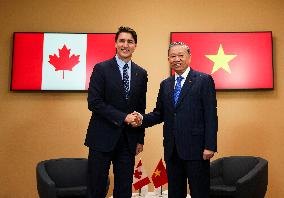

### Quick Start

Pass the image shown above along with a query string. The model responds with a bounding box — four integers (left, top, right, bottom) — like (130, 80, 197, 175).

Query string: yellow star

(153, 169, 161, 177)
(205, 44, 237, 74)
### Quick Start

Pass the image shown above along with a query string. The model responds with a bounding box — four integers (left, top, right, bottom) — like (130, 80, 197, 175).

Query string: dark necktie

(173, 76, 184, 106)
(123, 63, 129, 100)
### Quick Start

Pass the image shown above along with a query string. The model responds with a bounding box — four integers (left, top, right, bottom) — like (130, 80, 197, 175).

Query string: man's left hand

(136, 144, 143, 156)
(203, 149, 214, 160)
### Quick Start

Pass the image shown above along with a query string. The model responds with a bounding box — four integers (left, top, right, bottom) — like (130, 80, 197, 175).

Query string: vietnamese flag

(171, 32, 273, 89)
(11, 32, 116, 90)
(151, 159, 168, 188)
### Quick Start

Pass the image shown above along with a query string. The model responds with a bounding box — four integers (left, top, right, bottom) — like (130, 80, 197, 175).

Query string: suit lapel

(128, 63, 139, 101)
(110, 58, 125, 98)
(175, 69, 195, 109)
(166, 76, 175, 112)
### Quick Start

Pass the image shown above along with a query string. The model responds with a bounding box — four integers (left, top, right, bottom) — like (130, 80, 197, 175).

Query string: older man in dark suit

(85, 26, 148, 198)
(133, 42, 218, 198)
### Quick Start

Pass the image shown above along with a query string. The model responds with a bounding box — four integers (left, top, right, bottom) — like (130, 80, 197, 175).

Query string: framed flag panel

(170, 32, 273, 90)
(11, 32, 116, 91)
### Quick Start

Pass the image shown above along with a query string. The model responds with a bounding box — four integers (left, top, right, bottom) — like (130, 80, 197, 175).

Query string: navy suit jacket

(85, 57, 148, 154)
(143, 68, 217, 160)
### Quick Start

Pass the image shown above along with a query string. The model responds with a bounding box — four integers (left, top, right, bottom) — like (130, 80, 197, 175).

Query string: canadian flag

(11, 33, 116, 90)
(133, 159, 151, 190)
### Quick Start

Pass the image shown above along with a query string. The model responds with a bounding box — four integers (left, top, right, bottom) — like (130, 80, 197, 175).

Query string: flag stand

(139, 188, 141, 197)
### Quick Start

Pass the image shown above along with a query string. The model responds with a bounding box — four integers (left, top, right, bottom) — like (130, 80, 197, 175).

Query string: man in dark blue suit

(85, 26, 148, 198)
(133, 42, 218, 198)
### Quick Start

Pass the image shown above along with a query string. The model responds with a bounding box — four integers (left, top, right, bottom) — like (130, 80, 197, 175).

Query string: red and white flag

(11, 32, 116, 90)
(133, 159, 151, 190)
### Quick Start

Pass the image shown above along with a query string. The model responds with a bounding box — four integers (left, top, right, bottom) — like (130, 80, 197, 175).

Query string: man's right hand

(131, 111, 143, 127)
(124, 113, 137, 125)
(124, 112, 143, 127)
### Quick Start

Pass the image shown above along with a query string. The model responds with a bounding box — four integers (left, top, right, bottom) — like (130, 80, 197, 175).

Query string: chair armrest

(236, 158, 268, 198)
(36, 161, 57, 198)
(210, 158, 223, 178)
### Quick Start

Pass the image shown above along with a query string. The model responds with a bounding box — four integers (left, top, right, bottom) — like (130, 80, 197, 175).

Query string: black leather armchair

(36, 158, 110, 198)
(210, 156, 268, 198)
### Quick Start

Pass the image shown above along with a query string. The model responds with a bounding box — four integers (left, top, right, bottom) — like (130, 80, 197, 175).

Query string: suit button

(174, 113, 176, 117)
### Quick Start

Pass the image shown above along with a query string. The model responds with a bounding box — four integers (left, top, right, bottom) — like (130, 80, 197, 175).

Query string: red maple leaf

(48, 44, 80, 79)
(134, 169, 142, 179)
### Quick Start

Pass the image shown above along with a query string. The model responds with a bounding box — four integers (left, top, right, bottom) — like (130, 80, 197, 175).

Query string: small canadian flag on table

(133, 159, 151, 190)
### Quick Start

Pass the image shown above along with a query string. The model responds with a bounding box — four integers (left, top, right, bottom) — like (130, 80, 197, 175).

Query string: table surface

(109, 191, 191, 198)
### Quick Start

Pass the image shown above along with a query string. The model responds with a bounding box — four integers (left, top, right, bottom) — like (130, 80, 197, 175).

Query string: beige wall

(1, 0, 284, 197)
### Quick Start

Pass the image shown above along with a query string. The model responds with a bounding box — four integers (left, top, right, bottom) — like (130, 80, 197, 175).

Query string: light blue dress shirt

(115, 55, 131, 91)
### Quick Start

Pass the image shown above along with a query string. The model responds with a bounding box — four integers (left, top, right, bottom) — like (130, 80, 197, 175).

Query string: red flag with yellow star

(151, 159, 168, 188)
(171, 32, 273, 89)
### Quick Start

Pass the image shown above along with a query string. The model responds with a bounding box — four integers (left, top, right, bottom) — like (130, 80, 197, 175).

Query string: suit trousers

(87, 131, 135, 198)
(166, 146, 210, 198)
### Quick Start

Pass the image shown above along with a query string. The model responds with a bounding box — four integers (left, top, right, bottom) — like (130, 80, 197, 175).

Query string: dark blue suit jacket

(143, 68, 217, 160)
(85, 57, 148, 154)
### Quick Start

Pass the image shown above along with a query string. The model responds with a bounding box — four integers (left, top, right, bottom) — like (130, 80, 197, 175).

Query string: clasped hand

(124, 111, 142, 127)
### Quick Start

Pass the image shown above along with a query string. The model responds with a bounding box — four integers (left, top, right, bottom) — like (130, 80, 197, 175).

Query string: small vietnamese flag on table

(151, 159, 168, 188)
(133, 159, 151, 190)
(171, 32, 273, 89)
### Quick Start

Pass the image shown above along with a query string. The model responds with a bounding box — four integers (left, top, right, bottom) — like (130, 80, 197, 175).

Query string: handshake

(124, 111, 143, 127)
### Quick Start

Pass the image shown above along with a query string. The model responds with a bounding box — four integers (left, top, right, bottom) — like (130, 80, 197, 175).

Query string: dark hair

(115, 26, 137, 44)
(168, 42, 191, 55)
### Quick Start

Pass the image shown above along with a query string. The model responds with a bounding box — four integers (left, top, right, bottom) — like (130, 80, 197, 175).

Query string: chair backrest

(44, 158, 88, 188)
(222, 156, 258, 185)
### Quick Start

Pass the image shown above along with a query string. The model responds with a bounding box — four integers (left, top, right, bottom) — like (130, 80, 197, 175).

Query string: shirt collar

(115, 54, 132, 69)
(175, 66, 190, 80)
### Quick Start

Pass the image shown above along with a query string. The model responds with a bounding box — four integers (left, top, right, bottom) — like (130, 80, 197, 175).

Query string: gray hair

(168, 42, 191, 55)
